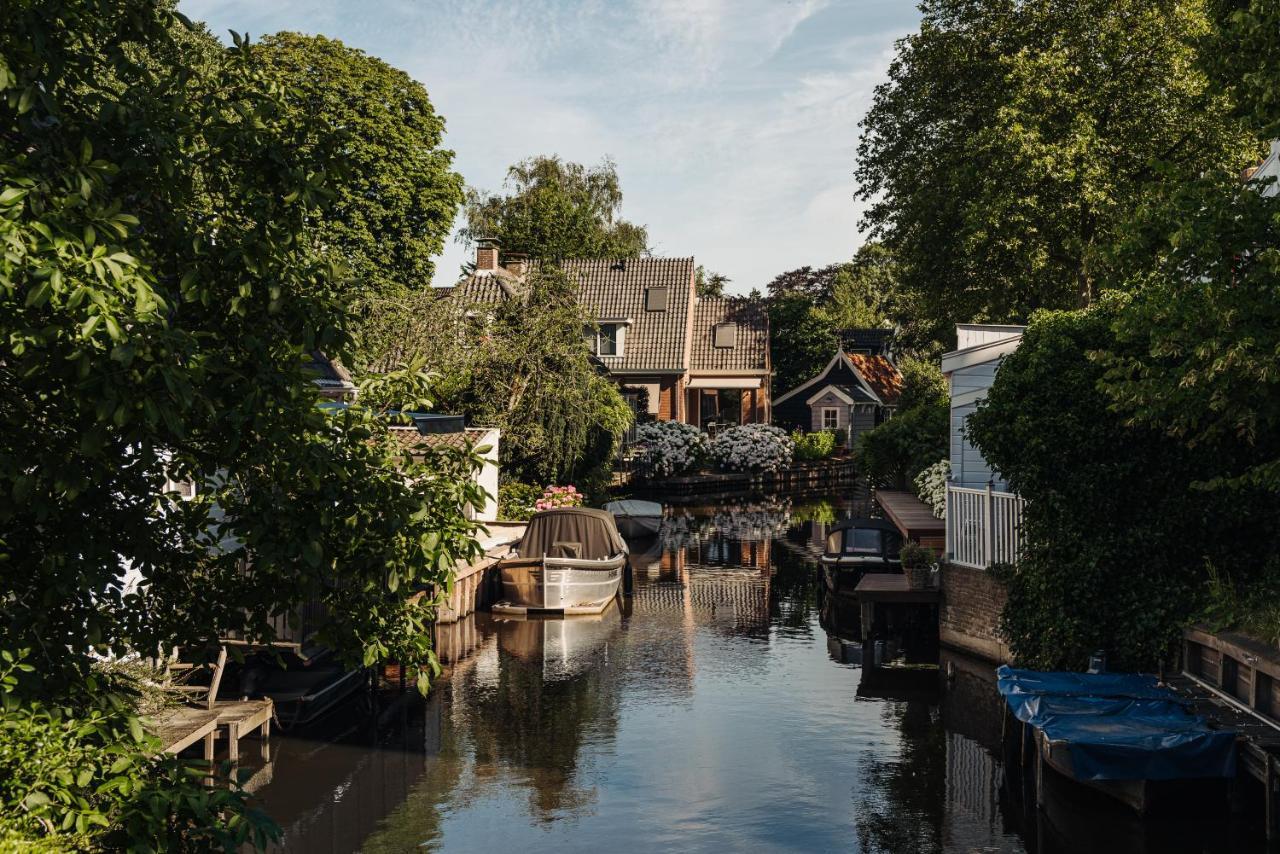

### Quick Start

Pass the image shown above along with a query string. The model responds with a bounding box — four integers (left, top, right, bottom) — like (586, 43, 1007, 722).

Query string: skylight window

(714, 323, 737, 348)
(645, 287, 668, 311)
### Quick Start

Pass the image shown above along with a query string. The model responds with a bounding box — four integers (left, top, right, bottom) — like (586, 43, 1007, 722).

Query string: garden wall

(940, 563, 1011, 664)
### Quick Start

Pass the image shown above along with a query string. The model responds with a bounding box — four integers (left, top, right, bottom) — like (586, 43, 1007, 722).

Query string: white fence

(945, 483, 1026, 569)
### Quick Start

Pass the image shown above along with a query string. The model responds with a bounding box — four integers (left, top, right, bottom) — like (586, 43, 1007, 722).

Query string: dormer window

(645, 287, 668, 311)
(586, 321, 626, 357)
(714, 322, 737, 348)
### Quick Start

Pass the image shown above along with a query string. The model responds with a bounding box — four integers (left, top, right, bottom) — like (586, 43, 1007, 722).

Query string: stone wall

(940, 563, 1011, 664)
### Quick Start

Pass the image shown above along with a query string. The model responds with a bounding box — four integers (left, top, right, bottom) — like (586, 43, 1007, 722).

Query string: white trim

(687, 377, 760, 389)
(941, 335, 1022, 374)
(820, 407, 840, 431)
(775, 350, 886, 407)
(805, 384, 858, 406)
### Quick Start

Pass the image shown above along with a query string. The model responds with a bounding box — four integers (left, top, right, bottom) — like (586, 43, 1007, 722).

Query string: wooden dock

(429, 522, 526, 624)
(854, 573, 939, 643)
(873, 489, 945, 550)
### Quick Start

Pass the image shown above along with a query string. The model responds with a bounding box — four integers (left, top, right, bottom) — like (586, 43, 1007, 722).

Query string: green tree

(823, 242, 899, 331)
(857, 0, 1258, 345)
(1092, 3, 1280, 493)
(695, 265, 731, 297)
(0, 3, 480, 846)
(253, 33, 464, 361)
(967, 309, 1278, 670)
(459, 156, 649, 262)
(443, 268, 634, 489)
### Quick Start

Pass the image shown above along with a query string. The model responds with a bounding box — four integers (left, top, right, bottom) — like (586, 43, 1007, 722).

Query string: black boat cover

(516, 508, 627, 560)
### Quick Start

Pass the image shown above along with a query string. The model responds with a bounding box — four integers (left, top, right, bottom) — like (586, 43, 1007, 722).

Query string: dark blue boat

(998, 666, 1237, 813)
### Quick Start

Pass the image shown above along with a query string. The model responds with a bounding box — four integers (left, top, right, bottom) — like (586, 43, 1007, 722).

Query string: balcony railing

(945, 483, 1025, 569)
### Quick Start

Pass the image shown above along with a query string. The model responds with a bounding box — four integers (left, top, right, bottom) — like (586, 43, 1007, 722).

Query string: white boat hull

(497, 556, 625, 612)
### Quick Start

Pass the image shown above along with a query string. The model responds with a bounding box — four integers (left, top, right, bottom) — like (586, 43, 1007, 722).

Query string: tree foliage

(0, 3, 480, 846)
(695, 265, 730, 297)
(766, 244, 900, 396)
(967, 309, 1279, 670)
(252, 33, 464, 361)
(459, 156, 649, 262)
(857, 0, 1258, 346)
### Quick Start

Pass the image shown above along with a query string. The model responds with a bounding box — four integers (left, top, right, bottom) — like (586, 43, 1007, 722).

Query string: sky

(180, 0, 922, 294)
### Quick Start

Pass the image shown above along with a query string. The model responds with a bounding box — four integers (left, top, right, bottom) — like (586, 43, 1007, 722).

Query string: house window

(645, 287, 668, 311)
(586, 322, 625, 357)
(714, 323, 737, 348)
(822, 407, 840, 430)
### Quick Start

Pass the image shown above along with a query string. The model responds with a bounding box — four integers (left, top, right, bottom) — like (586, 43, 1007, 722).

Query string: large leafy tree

(1094, 2, 1280, 493)
(0, 2, 479, 846)
(252, 32, 464, 361)
(857, 0, 1257, 345)
(459, 156, 649, 262)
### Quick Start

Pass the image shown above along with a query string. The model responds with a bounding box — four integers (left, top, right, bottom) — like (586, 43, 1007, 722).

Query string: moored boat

(998, 666, 1237, 815)
(493, 508, 629, 616)
(820, 518, 903, 595)
(602, 499, 664, 539)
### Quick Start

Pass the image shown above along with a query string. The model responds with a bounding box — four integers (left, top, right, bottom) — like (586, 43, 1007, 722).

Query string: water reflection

(248, 494, 1267, 853)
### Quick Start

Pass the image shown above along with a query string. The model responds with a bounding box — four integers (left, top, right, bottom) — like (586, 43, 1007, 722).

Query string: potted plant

(900, 541, 936, 590)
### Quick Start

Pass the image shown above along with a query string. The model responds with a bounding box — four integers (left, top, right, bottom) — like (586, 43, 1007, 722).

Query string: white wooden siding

(956, 324, 1025, 351)
(809, 392, 848, 432)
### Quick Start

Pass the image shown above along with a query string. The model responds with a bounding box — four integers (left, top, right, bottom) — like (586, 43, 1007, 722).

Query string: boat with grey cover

(493, 508, 629, 615)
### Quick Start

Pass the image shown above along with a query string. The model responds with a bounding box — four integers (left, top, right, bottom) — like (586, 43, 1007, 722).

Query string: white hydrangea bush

(709, 423, 795, 472)
(914, 458, 950, 519)
(635, 421, 708, 477)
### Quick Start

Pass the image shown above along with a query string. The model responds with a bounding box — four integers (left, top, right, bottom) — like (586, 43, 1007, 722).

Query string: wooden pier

(853, 573, 939, 642)
(429, 522, 526, 624)
(873, 489, 945, 550)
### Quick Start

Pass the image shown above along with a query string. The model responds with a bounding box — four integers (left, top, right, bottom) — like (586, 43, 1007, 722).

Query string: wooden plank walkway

(854, 572, 940, 604)
(873, 489, 945, 549)
(151, 707, 220, 758)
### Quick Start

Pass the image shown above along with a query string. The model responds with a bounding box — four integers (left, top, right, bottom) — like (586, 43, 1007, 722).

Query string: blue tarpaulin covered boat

(997, 666, 1237, 813)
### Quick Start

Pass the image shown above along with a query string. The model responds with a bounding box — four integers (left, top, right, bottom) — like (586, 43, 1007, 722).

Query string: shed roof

(690, 298, 769, 373)
(847, 354, 903, 405)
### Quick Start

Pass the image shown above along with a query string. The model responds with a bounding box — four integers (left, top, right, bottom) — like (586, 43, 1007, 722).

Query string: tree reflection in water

(856, 700, 947, 853)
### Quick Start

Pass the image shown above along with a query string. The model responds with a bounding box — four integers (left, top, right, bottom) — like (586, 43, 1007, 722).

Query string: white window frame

(588, 321, 626, 358)
(821, 407, 840, 430)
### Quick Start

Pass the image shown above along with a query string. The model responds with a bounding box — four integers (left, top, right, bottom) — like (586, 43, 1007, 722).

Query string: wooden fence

(945, 483, 1025, 569)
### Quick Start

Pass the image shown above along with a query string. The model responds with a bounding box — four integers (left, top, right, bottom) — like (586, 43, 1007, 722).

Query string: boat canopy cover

(997, 666, 1236, 782)
(517, 508, 628, 560)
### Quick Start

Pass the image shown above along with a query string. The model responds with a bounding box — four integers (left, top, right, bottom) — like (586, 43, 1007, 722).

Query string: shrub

(709, 424, 795, 472)
(969, 307, 1279, 670)
(535, 485, 583, 511)
(635, 421, 708, 477)
(792, 430, 837, 461)
(913, 459, 950, 519)
(899, 541, 936, 570)
(854, 402, 947, 488)
(498, 481, 543, 521)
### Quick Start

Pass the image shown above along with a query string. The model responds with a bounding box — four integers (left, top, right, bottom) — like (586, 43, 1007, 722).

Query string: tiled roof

(810, 382, 877, 404)
(837, 328, 893, 355)
(847, 354, 903, 404)
(386, 426, 493, 455)
(690, 298, 769, 373)
(454, 258, 696, 373)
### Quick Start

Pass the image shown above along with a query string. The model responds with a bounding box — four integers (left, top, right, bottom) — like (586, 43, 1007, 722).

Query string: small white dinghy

(603, 499, 664, 539)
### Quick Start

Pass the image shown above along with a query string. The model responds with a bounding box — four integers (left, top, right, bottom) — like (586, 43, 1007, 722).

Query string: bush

(792, 430, 837, 461)
(635, 421, 708, 477)
(899, 541, 937, 570)
(854, 402, 947, 488)
(969, 307, 1279, 670)
(498, 481, 543, 521)
(913, 459, 950, 519)
(709, 424, 795, 472)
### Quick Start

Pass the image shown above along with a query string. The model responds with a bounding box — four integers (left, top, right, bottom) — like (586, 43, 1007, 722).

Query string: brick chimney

(475, 237, 500, 271)
(502, 252, 529, 276)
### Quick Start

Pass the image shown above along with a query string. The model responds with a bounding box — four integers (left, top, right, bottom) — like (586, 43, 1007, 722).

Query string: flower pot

(904, 564, 933, 590)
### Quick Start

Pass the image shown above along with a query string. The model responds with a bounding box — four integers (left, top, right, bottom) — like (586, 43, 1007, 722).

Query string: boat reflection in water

(495, 605, 624, 683)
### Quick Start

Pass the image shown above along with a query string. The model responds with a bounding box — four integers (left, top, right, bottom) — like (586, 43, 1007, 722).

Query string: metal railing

(945, 482, 1025, 569)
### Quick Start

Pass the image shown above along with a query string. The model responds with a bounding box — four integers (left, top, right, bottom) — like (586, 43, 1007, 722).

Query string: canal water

(250, 494, 1267, 853)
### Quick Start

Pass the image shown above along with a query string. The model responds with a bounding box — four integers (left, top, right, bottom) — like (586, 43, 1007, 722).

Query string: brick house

(451, 240, 771, 429)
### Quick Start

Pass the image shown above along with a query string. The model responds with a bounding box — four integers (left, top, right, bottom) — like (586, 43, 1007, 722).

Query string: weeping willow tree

(462, 267, 633, 487)
(360, 268, 632, 488)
